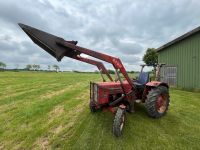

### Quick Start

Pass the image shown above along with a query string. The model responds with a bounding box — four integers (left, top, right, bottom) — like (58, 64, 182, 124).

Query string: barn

(157, 26, 200, 90)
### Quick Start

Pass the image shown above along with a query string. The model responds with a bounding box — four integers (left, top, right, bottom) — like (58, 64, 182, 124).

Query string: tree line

(0, 62, 6, 70)
(0, 61, 60, 72)
(0, 48, 158, 72)
(25, 64, 60, 71)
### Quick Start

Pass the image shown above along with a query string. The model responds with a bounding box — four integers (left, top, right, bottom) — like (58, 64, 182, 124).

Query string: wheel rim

(120, 115, 125, 131)
(156, 95, 167, 113)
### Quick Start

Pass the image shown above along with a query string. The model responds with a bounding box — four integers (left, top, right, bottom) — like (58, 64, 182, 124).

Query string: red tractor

(19, 23, 170, 137)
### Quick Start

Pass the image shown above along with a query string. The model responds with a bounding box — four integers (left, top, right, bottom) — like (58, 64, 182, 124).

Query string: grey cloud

(118, 42, 143, 55)
(1, 0, 200, 71)
(0, 40, 19, 51)
(0, 35, 12, 41)
(0, 1, 48, 29)
(109, 39, 143, 55)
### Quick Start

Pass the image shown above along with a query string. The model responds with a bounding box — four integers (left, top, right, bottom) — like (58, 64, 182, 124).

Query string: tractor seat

(133, 72, 149, 88)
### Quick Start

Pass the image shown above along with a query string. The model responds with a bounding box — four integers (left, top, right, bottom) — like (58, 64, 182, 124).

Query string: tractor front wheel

(113, 107, 125, 137)
(145, 86, 170, 118)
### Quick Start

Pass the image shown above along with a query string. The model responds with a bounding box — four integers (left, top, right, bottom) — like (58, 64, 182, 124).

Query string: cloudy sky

(0, 0, 200, 71)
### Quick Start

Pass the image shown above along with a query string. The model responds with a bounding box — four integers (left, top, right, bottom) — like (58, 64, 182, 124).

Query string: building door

(160, 66, 177, 87)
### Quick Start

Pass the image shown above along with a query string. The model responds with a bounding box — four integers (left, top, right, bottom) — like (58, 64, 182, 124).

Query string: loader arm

(18, 23, 135, 101)
(74, 55, 113, 81)
(56, 39, 134, 90)
(18, 23, 112, 81)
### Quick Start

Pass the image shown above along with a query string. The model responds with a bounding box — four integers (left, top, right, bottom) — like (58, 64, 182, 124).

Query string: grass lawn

(0, 71, 199, 150)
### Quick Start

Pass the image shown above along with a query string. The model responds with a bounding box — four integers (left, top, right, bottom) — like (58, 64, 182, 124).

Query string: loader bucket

(18, 23, 78, 61)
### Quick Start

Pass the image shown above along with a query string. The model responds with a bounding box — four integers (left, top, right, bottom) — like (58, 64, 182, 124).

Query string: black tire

(145, 86, 170, 118)
(89, 101, 97, 113)
(113, 107, 125, 137)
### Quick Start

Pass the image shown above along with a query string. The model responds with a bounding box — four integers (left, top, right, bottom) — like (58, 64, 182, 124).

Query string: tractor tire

(113, 107, 125, 137)
(145, 86, 170, 118)
(89, 101, 97, 113)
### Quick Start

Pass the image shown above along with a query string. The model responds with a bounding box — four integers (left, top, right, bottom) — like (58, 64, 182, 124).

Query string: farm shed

(157, 26, 200, 90)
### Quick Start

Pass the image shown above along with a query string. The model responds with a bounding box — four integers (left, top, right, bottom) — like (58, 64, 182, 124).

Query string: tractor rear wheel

(113, 107, 125, 137)
(145, 86, 170, 118)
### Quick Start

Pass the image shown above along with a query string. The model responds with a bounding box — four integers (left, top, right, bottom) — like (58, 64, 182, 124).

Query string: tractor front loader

(19, 23, 170, 137)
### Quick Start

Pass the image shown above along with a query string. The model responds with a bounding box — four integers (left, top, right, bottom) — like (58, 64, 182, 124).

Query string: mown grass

(0, 71, 199, 150)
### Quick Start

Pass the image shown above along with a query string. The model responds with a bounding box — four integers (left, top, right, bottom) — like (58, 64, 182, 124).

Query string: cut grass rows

(0, 72, 200, 150)
(0, 72, 99, 149)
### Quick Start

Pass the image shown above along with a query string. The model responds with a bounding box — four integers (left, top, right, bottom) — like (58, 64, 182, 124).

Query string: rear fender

(142, 81, 169, 102)
(146, 81, 169, 89)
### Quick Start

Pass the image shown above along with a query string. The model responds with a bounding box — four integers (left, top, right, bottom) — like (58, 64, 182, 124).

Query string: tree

(143, 48, 158, 65)
(47, 65, 51, 71)
(32, 64, 40, 71)
(107, 69, 115, 74)
(25, 64, 32, 70)
(0, 61, 6, 70)
(94, 70, 99, 73)
(36, 65, 40, 71)
(32, 64, 36, 71)
(53, 64, 60, 72)
(143, 48, 158, 79)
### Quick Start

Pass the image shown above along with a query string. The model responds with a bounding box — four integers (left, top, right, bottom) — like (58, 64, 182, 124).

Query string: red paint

(146, 81, 169, 89)
(76, 56, 113, 81)
(108, 107, 116, 113)
(146, 81, 161, 86)
(156, 95, 164, 110)
(95, 81, 132, 105)
(119, 104, 126, 109)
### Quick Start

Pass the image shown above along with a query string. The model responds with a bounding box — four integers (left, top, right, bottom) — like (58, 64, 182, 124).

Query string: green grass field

(0, 72, 200, 150)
